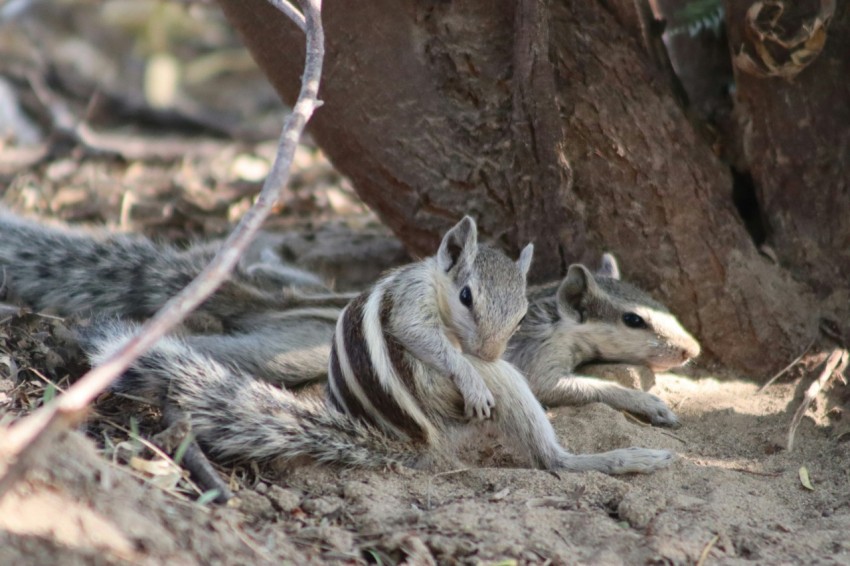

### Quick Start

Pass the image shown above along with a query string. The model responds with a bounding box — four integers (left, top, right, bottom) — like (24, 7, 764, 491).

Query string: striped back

(327, 281, 436, 444)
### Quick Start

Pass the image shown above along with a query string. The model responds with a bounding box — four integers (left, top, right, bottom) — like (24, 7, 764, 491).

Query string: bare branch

(0, 0, 324, 495)
(759, 335, 817, 392)
(268, 0, 306, 32)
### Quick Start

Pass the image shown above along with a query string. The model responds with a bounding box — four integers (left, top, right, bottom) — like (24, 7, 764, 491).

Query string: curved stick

(0, 0, 325, 496)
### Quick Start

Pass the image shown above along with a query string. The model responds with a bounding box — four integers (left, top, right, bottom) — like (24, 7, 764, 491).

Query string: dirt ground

(2, 353, 849, 565)
(1, 2, 849, 565)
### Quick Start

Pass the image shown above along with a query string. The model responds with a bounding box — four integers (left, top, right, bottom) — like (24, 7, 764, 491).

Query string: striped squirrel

(0, 210, 699, 423)
(82, 217, 675, 473)
(0, 210, 348, 390)
(507, 254, 701, 427)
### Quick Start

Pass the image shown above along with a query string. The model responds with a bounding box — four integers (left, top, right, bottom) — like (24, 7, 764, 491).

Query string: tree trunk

(725, 0, 850, 324)
(217, 0, 817, 377)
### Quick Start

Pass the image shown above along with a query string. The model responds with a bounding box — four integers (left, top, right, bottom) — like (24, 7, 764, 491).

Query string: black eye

(459, 285, 473, 308)
(622, 312, 647, 329)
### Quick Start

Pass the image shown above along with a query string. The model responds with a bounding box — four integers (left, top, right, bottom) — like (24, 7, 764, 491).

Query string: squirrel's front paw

(634, 393, 680, 428)
(461, 380, 496, 420)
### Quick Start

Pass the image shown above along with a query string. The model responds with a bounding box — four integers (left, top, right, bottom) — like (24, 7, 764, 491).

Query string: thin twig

(621, 411, 650, 427)
(0, 0, 325, 496)
(26, 63, 231, 163)
(426, 468, 472, 510)
(759, 335, 817, 392)
(787, 348, 848, 452)
(727, 466, 783, 477)
(657, 429, 688, 445)
(621, 410, 686, 443)
(231, 521, 275, 563)
(696, 534, 719, 566)
(268, 0, 306, 32)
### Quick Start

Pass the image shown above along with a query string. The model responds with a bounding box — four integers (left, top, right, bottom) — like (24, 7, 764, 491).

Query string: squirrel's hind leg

(469, 358, 676, 475)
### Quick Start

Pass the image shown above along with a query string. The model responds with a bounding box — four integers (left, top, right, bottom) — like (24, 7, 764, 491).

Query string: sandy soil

(2, 361, 849, 565)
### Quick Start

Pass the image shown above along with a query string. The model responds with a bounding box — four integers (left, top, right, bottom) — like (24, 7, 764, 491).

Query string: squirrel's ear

(557, 264, 598, 312)
(437, 216, 478, 272)
(516, 243, 534, 278)
(597, 253, 620, 280)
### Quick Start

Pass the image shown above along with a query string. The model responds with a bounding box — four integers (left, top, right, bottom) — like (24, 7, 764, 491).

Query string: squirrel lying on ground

(0, 210, 699, 434)
(508, 254, 700, 427)
(0, 211, 700, 425)
(79, 217, 674, 473)
(0, 210, 349, 390)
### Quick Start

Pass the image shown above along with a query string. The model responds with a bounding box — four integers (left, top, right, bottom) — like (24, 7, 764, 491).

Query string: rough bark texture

(725, 0, 850, 301)
(217, 0, 817, 377)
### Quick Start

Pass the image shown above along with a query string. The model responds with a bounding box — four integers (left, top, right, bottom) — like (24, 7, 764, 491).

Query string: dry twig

(759, 335, 817, 392)
(426, 468, 473, 510)
(696, 534, 719, 566)
(268, 0, 306, 32)
(786, 348, 848, 452)
(0, 0, 325, 496)
(25, 70, 231, 163)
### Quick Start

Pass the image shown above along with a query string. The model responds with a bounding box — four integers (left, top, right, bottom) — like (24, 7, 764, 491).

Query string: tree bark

(725, 0, 850, 306)
(217, 0, 817, 377)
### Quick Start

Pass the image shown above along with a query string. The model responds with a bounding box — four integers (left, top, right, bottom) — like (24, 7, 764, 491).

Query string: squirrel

(0, 210, 700, 423)
(0, 210, 350, 390)
(81, 217, 675, 474)
(507, 254, 701, 427)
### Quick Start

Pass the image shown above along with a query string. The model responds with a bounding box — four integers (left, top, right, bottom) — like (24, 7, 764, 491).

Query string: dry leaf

(231, 154, 270, 183)
(129, 456, 183, 490)
(734, 0, 836, 80)
(799, 465, 815, 490)
(490, 488, 511, 501)
(145, 53, 181, 109)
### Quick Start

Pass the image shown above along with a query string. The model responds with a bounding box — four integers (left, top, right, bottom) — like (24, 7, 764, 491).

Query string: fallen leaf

(734, 0, 836, 80)
(145, 53, 181, 109)
(799, 465, 815, 490)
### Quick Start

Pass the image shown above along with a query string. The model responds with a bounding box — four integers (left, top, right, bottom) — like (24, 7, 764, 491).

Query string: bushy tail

(0, 211, 295, 322)
(0, 212, 212, 318)
(80, 319, 422, 469)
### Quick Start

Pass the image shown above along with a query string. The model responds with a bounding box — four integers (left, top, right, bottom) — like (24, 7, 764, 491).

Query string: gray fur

(0, 210, 339, 389)
(0, 211, 682, 472)
(82, 318, 419, 468)
(389, 217, 530, 419)
(0, 211, 311, 320)
(78, 217, 674, 474)
(507, 254, 701, 427)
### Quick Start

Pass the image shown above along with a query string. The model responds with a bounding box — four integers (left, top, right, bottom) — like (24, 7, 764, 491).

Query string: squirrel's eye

(622, 312, 648, 329)
(459, 285, 473, 308)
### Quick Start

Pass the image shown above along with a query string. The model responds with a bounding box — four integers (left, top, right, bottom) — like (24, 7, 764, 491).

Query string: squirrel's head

(435, 216, 532, 362)
(557, 254, 701, 371)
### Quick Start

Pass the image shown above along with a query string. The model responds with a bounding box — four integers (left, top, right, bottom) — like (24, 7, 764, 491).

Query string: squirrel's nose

(682, 337, 701, 360)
